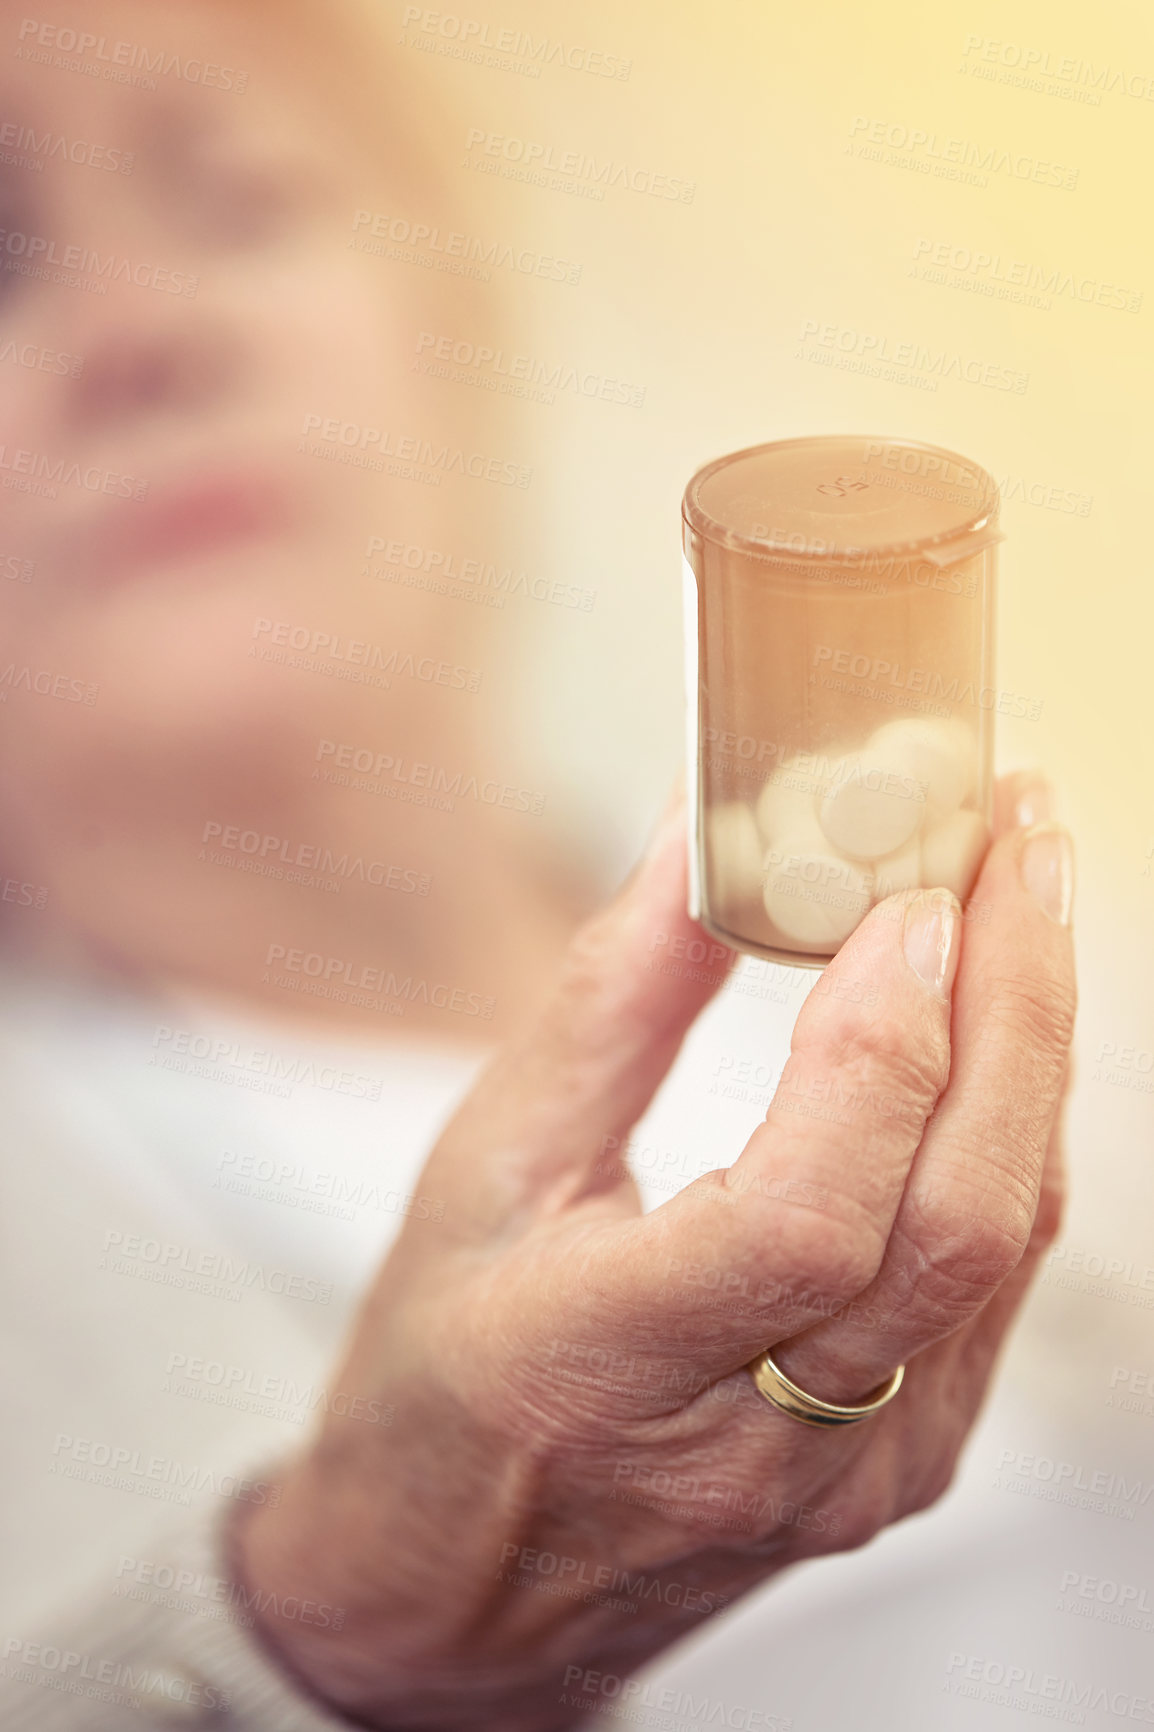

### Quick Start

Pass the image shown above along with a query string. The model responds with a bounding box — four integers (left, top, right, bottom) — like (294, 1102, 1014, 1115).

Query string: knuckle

(548, 916, 631, 1053)
(816, 1410, 966, 1552)
(983, 967, 1077, 1064)
(832, 1480, 896, 1553)
(778, 1210, 886, 1308)
(906, 1179, 1035, 1314)
(557, 911, 615, 1005)
(795, 1011, 949, 1125)
(897, 1381, 977, 1514)
(903, 1446, 961, 1517)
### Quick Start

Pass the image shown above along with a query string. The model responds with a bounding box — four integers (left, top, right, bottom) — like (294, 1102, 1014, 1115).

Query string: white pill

(921, 808, 990, 901)
(705, 802, 764, 910)
(873, 834, 922, 900)
(762, 821, 873, 952)
(818, 742, 927, 861)
(869, 716, 974, 820)
(754, 755, 827, 844)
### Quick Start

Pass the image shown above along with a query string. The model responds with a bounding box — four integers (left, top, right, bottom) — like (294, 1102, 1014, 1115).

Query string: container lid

(683, 435, 1000, 565)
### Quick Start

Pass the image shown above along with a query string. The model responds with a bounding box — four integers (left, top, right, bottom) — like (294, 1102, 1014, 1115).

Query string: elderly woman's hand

(233, 775, 1075, 1732)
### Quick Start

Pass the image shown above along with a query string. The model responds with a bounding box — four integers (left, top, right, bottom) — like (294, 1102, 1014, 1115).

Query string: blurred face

(0, 1, 488, 966)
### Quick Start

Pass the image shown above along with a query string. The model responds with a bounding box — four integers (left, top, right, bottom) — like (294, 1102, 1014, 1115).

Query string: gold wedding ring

(748, 1350, 905, 1428)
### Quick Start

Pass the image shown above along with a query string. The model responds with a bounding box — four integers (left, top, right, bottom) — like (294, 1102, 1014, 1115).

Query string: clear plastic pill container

(682, 435, 1000, 967)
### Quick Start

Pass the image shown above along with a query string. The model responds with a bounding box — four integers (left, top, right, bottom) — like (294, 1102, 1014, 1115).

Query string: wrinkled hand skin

(232, 773, 1076, 1732)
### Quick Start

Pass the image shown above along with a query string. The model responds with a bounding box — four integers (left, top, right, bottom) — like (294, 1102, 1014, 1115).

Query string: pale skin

(0, 0, 573, 1038)
(234, 772, 1075, 1732)
(0, 4, 1078, 1723)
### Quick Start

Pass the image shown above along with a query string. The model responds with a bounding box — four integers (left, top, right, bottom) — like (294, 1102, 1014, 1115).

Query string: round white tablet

(818, 741, 927, 861)
(869, 716, 974, 820)
(754, 755, 827, 844)
(873, 834, 922, 900)
(705, 801, 764, 910)
(921, 807, 990, 901)
(762, 821, 873, 952)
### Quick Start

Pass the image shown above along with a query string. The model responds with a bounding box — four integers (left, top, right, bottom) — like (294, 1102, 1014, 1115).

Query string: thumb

(422, 789, 733, 1237)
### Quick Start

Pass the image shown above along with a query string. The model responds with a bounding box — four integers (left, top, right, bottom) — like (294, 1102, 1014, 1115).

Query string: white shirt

(1, 950, 1149, 1730)
(0, 958, 488, 1728)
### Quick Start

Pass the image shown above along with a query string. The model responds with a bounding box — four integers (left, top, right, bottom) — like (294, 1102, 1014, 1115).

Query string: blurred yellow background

(372, 0, 1152, 1320)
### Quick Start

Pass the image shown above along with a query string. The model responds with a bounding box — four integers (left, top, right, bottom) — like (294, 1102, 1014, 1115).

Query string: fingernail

(903, 891, 962, 997)
(1021, 824, 1074, 926)
(1013, 775, 1055, 829)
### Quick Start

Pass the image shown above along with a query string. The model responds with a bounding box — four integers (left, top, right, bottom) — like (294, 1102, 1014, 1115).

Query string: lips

(80, 466, 299, 585)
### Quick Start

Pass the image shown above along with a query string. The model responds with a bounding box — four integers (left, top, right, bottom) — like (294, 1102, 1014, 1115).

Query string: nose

(65, 313, 240, 431)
